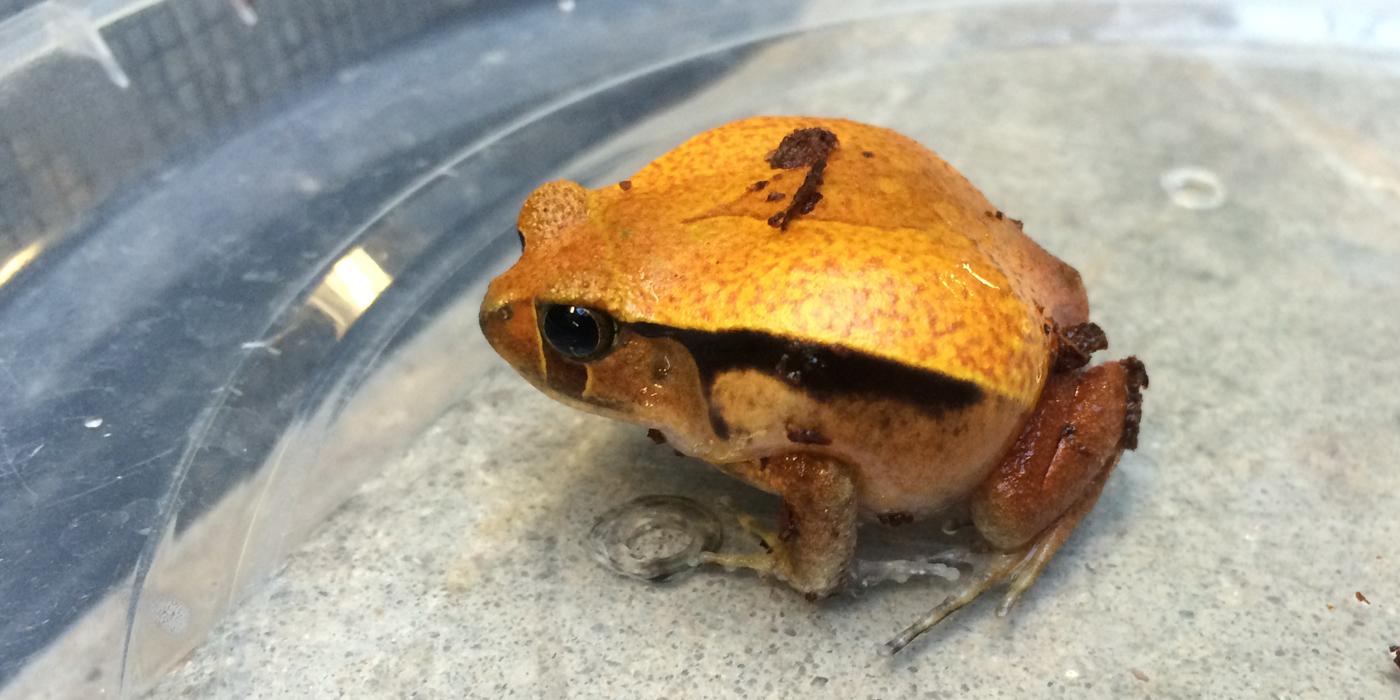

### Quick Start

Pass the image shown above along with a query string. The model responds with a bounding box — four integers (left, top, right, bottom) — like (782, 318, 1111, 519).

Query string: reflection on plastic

(0, 241, 42, 288)
(309, 247, 394, 337)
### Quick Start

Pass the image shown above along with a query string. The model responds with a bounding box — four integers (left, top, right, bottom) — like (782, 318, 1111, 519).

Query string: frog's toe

(698, 551, 777, 577)
(995, 530, 1062, 617)
(698, 504, 783, 578)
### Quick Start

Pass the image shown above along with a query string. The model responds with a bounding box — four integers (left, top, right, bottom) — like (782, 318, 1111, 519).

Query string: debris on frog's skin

(588, 495, 722, 583)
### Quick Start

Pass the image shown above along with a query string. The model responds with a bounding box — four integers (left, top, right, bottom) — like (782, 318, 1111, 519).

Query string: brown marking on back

(766, 191, 786, 202)
(770, 160, 828, 230)
(617, 180, 632, 191)
(766, 127, 839, 230)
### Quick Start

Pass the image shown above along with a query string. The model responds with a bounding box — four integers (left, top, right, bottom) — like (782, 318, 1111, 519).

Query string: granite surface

(147, 7, 1400, 699)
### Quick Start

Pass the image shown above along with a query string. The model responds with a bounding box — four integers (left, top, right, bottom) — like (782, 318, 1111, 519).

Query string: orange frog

(479, 117, 1148, 652)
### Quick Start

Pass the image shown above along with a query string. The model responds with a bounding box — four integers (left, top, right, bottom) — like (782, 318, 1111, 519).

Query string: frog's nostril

(479, 303, 513, 329)
(478, 304, 517, 347)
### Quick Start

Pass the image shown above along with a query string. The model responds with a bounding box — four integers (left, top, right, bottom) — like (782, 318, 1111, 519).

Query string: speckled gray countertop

(147, 5, 1400, 699)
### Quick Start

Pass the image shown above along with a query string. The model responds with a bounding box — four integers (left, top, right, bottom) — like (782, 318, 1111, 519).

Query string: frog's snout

(478, 300, 514, 334)
(479, 299, 543, 380)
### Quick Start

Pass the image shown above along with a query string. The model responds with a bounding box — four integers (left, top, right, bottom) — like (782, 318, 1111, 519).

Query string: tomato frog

(479, 117, 1148, 652)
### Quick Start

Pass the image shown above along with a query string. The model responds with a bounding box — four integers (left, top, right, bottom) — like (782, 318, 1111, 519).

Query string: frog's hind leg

(700, 453, 858, 598)
(885, 357, 1148, 654)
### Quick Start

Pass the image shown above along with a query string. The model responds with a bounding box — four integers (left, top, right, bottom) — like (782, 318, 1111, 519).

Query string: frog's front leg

(886, 357, 1148, 653)
(701, 453, 858, 598)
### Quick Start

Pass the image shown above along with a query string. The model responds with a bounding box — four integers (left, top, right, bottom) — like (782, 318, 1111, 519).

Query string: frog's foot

(700, 454, 858, 598)
(882, 468, 1110, 654)
(885, 357, 1147, 654)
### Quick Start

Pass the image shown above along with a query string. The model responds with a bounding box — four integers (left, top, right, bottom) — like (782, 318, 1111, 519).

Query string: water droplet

(588, 495, 721, 582)
(83, 417, 103, 429)
(1160, 167, 1226, 210)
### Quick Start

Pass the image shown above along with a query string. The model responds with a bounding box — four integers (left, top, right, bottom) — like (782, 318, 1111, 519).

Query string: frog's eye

(541, 304, 616, 361)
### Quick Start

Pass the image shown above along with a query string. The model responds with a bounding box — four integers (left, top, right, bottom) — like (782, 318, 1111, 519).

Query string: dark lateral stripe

(628, 323, 983, 415)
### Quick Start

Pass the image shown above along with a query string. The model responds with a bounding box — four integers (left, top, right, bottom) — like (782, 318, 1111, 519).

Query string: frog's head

(479, 180, 724, 456)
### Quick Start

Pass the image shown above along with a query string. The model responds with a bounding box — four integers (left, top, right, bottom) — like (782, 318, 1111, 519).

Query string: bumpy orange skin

(489, 117, 1086, 406)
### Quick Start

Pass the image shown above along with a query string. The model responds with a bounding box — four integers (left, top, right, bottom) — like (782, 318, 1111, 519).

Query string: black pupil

(543, 305, 603, 359)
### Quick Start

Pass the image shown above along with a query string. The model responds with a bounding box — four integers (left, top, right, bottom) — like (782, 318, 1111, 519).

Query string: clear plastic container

(2, 1, 1398, 698)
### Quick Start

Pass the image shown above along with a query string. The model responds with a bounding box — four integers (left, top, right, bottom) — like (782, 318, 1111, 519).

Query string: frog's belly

(703, 372, 1031, 517)
(831, 393, 1028, 517)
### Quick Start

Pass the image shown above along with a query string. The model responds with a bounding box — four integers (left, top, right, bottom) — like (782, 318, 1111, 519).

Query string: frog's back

(561, 117, 1087, 406)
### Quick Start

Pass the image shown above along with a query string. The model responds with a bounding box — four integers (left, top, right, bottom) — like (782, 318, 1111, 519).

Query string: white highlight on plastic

(0, 241, 43, 288)
(231, 0, 257, 27)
